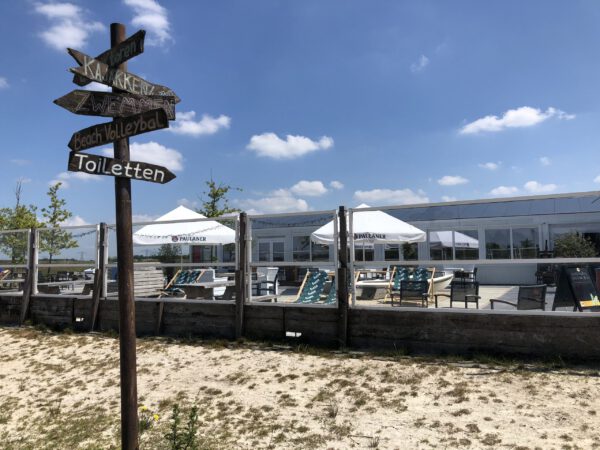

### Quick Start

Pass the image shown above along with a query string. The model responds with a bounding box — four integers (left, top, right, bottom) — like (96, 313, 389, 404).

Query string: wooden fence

(1, 293, 599, 361)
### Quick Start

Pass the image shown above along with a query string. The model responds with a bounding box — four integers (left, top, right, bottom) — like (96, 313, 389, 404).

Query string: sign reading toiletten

(68, 152, 175, 184)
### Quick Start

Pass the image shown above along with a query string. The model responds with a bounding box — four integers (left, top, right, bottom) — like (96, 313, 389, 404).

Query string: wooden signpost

(68, 48, 180, 101)
(73, 30, 146, 86)
(54, 23, 179, 450)
(68, 152, 176, 184)
(54, 90, 176, 120)
(68, 108, 169, 151)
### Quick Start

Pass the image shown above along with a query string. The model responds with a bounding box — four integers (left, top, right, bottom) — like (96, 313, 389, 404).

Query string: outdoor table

(179, 280, 236, 299)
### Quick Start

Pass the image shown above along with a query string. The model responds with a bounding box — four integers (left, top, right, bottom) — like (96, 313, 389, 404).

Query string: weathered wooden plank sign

(73, 30, 146, 86)
(68, 152, 175, 184)
(68, 108, 168, 152)
(68, 48, 180, 102)
(54, 90, 176, 120)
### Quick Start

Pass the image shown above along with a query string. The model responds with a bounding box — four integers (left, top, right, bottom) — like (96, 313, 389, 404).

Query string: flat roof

(251, 191, 600, 229)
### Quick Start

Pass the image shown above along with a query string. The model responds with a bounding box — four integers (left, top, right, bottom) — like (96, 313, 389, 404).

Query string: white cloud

(460, 106, 575, 135)
(102, 141, 183, 172)
(438, 175, 468, 186)
(177, 198, 199, 209)
(330, 180, 344, 190)
(62, 215, 89, 226)
(478, 162, 500, 171)
(238, 189, 309, 214)
(489, 186, 519, 197)
(523, 180, 557, 194)
(132, 213, 159, 223)
(34, 2, 104, 51)
(82, 82, 112, 92)
(410, 55, 429, 73)
(247, 133, 334, 159)
(19, 178, 32, 184)
(353, 188, 429, 205)
(441, 196, 457, 202)
(124, 0, 172, 46)
(290, 180, 327, 197)
(11, 159, 30, 166)
(169, 111, 231, 137)
(539, 156, 551, 166)
(50, 170, 102, 188)
(0, 77, 8, 89)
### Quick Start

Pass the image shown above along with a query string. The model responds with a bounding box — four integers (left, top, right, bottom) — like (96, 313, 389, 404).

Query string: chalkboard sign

(553, 266, 600, 312)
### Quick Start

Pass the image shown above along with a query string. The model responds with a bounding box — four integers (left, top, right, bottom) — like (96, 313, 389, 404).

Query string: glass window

(485, 229, 510, 259)
(293, 236, 310, 261)
(384, 244, 400, 261)
(223, 243, 235, 263)
(311, 242, 329, 262)
(402, 243, 418, 261)
(455, 230, 479, 260)
(258, 242, 270, 262)
(512, 228, 538, 259)
(429, 231, 453, 260)
(354, 246, 374, 261)
(272, 242, 285, 262)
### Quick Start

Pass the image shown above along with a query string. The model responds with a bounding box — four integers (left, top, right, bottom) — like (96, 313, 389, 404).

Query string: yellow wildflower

(153, 414, 160, 422)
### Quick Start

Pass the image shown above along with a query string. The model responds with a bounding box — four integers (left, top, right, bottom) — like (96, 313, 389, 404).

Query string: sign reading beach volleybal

(68, 108, 168, 151)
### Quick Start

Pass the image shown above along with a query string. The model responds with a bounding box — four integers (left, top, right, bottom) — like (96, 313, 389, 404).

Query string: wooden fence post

(90, 222, 107, 331)
(235, 212, 247, 339)
(337, 206, 349, 348)
(20, 228, 37, 325)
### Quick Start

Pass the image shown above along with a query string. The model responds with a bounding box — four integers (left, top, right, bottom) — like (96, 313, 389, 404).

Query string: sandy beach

(0, 326, 599, 449)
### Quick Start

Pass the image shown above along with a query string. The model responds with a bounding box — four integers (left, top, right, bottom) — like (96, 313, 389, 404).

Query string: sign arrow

(68, 152, 176, 184)
(68, 108, 169, 152)
(73, 30, 145, 86)
(54, 90, 176, 120)
(68, 48, 180, 103)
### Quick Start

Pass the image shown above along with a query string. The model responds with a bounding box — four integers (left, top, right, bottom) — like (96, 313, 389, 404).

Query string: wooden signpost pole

(111, 23, 139, 450)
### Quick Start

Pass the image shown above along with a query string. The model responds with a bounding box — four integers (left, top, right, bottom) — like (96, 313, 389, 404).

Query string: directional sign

(68, 49, 180, 102)
(68, 152, 175, 184)
(73, 30, 145, 86)
(54, 90, 176, 120)
(68, 108, 169, 152)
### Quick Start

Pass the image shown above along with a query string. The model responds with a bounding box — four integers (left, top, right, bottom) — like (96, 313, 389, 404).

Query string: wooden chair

(435, 281, 481, 309)
(490, 284, 547, 310)
(295, 270, 330, 304)
(392, 279, 429, 307)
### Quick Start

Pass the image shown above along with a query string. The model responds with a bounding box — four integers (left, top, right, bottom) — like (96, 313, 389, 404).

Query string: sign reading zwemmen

(68, 152, 175, 184)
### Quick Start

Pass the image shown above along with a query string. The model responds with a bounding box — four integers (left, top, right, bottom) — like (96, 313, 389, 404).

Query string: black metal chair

(434, 281, 481, 309)
(490, 284, 547, 310)
(391, 279, 429, 307)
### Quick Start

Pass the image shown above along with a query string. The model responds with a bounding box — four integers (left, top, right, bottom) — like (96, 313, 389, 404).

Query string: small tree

(197, 179, 241, 218)
(553, 232, 597, 258)
(156, 244, 182, 280)
(39, 182, 78, 270)
(0, 181, 41, 263)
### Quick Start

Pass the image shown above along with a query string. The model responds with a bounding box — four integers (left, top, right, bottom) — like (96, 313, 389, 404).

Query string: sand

(0, 326, 599, 449)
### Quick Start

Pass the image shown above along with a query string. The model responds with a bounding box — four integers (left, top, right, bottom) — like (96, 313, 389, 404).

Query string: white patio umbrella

(311, 204, 426, 245)
(429, 231, 478, 249)
(133, 205, 235, 245)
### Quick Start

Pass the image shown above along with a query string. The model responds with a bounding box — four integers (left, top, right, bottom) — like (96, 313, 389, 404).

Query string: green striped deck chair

(385, 266, 409, 302)
(295, 270, 329, 304)
(161, 269, 204, 297)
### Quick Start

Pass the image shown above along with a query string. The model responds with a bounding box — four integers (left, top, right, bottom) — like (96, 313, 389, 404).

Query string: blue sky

(1, 0, 600, 224)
